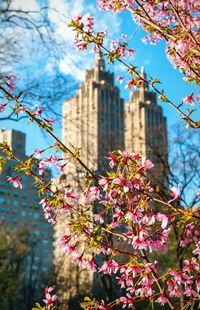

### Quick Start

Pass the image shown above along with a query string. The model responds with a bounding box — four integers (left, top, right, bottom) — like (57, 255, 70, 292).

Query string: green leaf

(152, 78, 161, 86)
(32, 303, 44, 310)
(84, 296, 92, 301)
(159, 94, 168, 102)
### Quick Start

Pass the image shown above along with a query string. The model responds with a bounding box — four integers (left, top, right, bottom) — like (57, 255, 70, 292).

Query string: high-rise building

(125, 69, 168, 184)
(0, 129, 53, 308)
(62, 52, 124, 177)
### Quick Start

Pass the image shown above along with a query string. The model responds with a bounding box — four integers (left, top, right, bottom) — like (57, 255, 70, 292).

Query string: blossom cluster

(50, 150, 199, 309)
(97, 0, 200, 85)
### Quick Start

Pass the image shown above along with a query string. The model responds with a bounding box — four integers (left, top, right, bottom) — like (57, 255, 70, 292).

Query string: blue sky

(1, 0, 197, 156)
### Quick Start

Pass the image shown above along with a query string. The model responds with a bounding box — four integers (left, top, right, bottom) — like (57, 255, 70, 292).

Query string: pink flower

(75, 14, 82, 22)
(39, 197, 49, 208)
(168, 186, 182, 203)
(183, 93, 194, 106)
(183, 258, 199, 272)
(106, 152, 117, 168)
(156, 213, 168, 229)
(85, 256, 97, 272)
(7, 74, 16, 91)
(195, 94, 200, 103)
(39, 160, 46, 175)
(0, 104, 7, 112)
(36, 107, 44, 116)
(16, 106, 25, 114)
(118, 150, 133, 163)
(34, 148, 44, 159)
(193, 242, 200, 258)
(44, 117, 54, 127)
(94, 211, 104, 224)
(125, 207, 143, 222)
(196, 189, 200, 196)
(127, 48, 135, 56)
(155, 294, 170, 306)
(48, 215, 57, 225)
(99, 260, 119, 275)
(44, 287, 53, 294)
(99, 176, 110, 190)
(43, 293, 57, 306)
(72, 253, 84, 266)
(65, 187, 80, 203)
(125, 79, 135, 89)
(116, 76, 124, 84)
(141, 158, 154, 170)
(43, 206, 52, 219)
(113, 176, 133, 193)
(184, 285, 197, 297)
(7, 176, 22, 189)
(132, 178, 144, 190)
(43, 287, 57, 306)
(84, 186, 101, 203)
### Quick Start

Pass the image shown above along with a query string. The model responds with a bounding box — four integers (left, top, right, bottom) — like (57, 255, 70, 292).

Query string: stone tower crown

(85, 51, 114, 84)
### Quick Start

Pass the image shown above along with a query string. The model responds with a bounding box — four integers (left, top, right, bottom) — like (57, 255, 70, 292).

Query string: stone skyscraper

(125, 69, 168, 184)
(62, 52, 124, 178)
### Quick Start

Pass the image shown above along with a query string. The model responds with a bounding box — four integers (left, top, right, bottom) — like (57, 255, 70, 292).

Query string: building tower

(54, 54, 125, 308)
(125, 68, 168, 184)
(0, 129, 53, 307)
(62, 52, 124, 179)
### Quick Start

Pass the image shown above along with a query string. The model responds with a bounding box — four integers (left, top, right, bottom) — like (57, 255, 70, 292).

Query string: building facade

(125, 69, 168, 184)
(62, 52, 124, 176)
(0, 129, 53, 308)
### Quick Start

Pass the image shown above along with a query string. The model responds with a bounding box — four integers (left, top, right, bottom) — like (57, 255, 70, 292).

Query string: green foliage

(0, 225, 29, 306)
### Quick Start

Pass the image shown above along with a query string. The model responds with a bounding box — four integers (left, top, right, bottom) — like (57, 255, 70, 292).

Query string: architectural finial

(94, 49, 105, 71)
(93, 49, 105, 81)
(140, 66, 148, 91)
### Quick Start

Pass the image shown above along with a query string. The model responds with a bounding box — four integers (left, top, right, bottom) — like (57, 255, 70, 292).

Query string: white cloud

(10, 0, 40, 11)
(47, 0, 122, 81)
(1, 0, 122, 82)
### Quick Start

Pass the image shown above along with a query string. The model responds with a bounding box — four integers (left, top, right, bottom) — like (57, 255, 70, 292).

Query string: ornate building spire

(140, 66, 149, 92)
(94, 50, 105, 80)
(125, 68, 168, 185)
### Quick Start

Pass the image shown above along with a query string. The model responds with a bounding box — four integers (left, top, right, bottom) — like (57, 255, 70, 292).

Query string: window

(43, 240, 49, 244)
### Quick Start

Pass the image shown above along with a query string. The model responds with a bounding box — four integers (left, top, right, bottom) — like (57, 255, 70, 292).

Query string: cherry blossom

(43, 287, 57, 307)
(7, 176, 22, 189)
(155, 294, 171, 306)
(116, 76, 124, 84)
(0, 103, 7, 112)
(168, 186, 181, 203)
(34, 148, 44, 159)
(183, 93, 195, 106)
